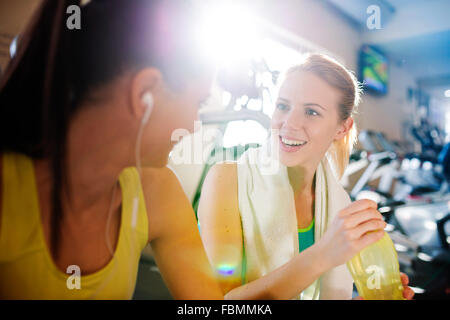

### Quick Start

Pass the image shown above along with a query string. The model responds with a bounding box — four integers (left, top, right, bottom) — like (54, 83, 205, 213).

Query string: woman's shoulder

(201, 162, 238, 203)
(206, 162, 237, 182)
(139, 166, 196, 241)
(139, 166, 187, 212)
(140, 166, 181, 189)
(198, 161, 239, 218)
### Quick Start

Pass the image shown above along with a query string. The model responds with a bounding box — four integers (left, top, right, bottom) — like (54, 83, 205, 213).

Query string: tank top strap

(0, 152, 43, 261)
(117, 167, 149, 252)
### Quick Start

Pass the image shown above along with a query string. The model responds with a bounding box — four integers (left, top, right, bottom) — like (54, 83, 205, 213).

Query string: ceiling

(1, 0, 449, 101)
(325, 0, 450, 101)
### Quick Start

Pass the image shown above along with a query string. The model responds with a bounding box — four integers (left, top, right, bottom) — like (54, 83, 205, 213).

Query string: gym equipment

(389, 201, 450, 300)
(349, 130, 399, 203)
(411, 119, 445, 160)
(340, 149, 369, 190)
(404, 119, 448, 192)
(350, 130, 450, 205)
(348, 129, 450, 299)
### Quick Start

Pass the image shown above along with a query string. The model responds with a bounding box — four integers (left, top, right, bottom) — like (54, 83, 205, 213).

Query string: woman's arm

(141, 166, 223, 300)
(197, 162, 245, 295)
(198, 163, 331, 300)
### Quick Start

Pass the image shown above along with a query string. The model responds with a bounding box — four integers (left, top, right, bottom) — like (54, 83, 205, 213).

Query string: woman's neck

(287, 164, 316, 199)
(35, 101, 136, 219)
(288, 164, 317, 228)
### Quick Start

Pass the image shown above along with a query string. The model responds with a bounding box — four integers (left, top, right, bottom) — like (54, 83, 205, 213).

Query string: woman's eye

(276, 103, 289, 111)
(306, 108, 320, 116)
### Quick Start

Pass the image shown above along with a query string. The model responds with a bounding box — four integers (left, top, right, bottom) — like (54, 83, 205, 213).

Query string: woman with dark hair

(0, 0, 223, 299)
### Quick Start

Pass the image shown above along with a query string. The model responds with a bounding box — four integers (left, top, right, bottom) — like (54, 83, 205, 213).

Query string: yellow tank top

(0, 152, 149, 299)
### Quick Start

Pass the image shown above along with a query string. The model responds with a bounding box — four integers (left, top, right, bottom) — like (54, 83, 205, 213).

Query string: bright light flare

(196, 3, 261, 66)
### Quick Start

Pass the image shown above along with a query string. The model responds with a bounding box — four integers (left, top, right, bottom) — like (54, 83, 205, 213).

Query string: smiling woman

(198, 53, 414, 300)
(273, 54, 361, 178)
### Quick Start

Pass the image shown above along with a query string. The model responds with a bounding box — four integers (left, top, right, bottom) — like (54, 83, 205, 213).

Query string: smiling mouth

(279, 135, 308, 152)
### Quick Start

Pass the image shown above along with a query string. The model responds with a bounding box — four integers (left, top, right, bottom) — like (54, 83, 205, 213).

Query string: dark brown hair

(0, 0, 207, 259)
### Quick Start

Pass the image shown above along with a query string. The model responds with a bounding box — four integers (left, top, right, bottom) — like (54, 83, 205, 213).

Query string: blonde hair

(281, 53, 362, 179)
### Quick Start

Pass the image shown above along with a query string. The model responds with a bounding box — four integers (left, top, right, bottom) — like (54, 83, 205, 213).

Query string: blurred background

(1, 0, 449, 299)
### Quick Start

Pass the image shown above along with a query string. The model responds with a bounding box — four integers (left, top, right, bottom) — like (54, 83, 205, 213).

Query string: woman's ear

(334, 117, 353, 141)
(129, 68, 163, 120)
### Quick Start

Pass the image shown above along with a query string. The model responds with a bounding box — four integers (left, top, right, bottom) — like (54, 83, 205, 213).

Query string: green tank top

(298, 218, 315, 252)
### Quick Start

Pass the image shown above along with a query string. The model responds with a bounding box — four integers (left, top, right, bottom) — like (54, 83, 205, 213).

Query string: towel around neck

(236, 141, 354, 300)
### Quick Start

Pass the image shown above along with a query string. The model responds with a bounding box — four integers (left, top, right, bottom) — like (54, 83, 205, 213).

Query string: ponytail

(328, 120, 358, 179)
(0, 0, 77, 259)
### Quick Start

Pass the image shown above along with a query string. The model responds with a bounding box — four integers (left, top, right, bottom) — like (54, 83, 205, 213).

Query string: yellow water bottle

(347, 232, 405, 300)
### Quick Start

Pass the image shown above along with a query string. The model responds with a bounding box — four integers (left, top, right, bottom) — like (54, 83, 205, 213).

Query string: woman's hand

(316, 199, 386, 269)
(353, 273, 415, 300)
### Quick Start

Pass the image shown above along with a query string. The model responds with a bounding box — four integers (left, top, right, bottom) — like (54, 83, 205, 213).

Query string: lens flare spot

(217, 264, 236, 277)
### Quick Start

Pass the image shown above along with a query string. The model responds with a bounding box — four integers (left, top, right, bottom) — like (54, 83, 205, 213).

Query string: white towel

(237, 143, 354, 300)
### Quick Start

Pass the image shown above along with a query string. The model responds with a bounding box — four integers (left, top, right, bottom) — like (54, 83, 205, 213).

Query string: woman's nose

(283, 107, 304, 130)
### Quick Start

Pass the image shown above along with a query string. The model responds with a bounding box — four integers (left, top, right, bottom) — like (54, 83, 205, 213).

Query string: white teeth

(281, 136, 307, 146)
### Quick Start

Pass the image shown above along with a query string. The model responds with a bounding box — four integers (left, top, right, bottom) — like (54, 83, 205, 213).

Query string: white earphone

(130, 91, 154, 233)
(141, 91, 154, 125)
